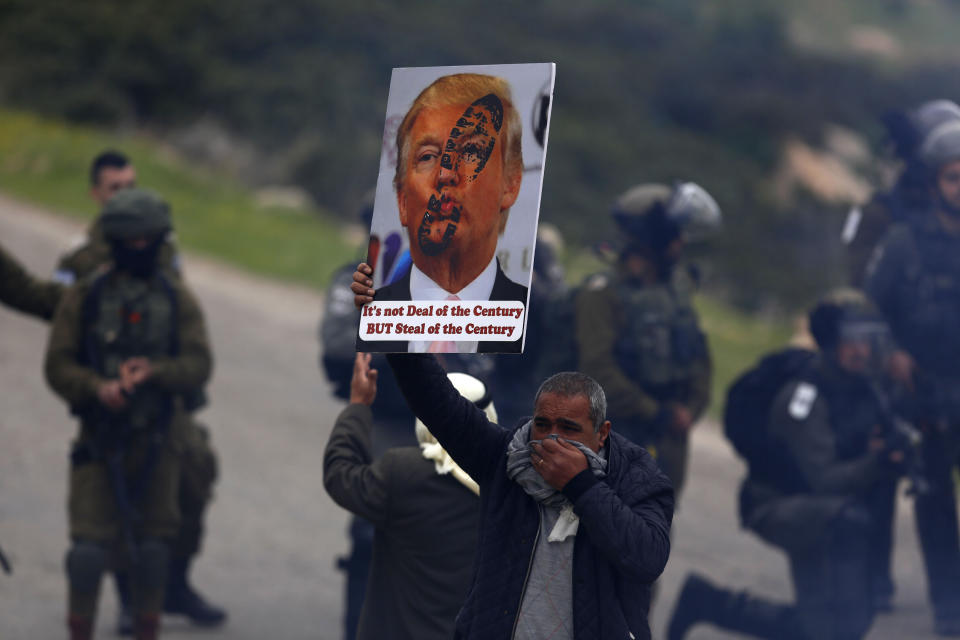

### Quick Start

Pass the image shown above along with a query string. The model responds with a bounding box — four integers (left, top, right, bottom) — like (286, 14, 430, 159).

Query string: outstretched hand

(350, 262, 375, 309)
(349, 352, 378, 406)
(530, 437, 588, 490)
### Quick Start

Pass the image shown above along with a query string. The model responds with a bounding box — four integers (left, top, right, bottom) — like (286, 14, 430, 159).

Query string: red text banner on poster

(359, 301, 524, 342)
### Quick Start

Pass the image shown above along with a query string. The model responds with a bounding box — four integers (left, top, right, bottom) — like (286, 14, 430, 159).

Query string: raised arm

(386, 353, 508, 484)
(323, 357, 392, 526)
(0, 244, 63, 321)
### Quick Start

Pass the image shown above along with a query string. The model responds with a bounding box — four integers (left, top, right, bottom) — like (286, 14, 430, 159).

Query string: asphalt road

(0, 192, 947, 639)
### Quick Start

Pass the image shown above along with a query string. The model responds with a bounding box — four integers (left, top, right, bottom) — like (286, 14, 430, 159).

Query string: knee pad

(65, 541, 106, 593)
(134, 539, 169, 590)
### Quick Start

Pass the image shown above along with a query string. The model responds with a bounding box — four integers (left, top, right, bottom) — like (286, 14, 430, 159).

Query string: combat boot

(164, 556, 227, 626)
(68, 614, 94, 640)
(667, 572, 801, 640)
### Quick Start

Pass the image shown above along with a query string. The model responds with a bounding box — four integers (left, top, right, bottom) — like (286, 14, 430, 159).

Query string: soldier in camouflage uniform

(1, 243, 63, 320)
(45, 189, 212, 640)
(55, 151, 225, 633)
(574, 182, 719, 499)
(55, 151, 178, 286)
(865, 120, 960, 636)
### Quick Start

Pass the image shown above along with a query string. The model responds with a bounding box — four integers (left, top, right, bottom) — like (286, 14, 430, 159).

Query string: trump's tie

(427, 294, 460, 353)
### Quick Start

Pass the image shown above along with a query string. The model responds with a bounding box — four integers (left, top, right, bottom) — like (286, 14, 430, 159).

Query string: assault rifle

(91, 393, 171, 567)
(871, 382, 930, 496)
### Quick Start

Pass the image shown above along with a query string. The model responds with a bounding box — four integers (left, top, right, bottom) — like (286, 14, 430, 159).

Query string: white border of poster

(358, 62, 556, 354)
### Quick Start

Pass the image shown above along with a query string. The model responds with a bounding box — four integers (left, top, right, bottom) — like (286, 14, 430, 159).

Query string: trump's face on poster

(394, 76, 523, 294)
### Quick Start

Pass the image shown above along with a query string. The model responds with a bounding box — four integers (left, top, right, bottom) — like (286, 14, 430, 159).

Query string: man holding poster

(356, 66, 554, 354)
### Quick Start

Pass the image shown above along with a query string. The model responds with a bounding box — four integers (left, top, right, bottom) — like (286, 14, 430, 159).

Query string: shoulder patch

(864, 243, 886, 280)
(584, 273, 609, 291)
(52, 269, 77, 285)
(841, 205, 862, 245)
(788, 382, 818, 420)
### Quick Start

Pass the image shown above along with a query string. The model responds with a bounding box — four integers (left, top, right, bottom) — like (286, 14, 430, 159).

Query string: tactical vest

(896, 225, 960, 378)
(815, 371, 880, 462)
(753, 368, 880, 500)
(82, 271, 178, 432)
(614, 271, 706, 390)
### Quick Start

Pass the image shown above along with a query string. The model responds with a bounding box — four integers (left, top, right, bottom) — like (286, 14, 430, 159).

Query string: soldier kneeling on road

(45, 189, 212, 640)
(668, 290, 909, 640)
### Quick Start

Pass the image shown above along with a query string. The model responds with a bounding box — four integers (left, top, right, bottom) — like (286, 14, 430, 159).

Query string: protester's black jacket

(387, 354, 674, 640)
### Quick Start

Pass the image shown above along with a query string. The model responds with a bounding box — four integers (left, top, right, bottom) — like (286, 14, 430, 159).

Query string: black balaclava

(621, 204, 682, 281)
(110, 236, 164, 278)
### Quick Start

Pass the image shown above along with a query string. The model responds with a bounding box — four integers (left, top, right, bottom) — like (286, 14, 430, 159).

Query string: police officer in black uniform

(865, 119, 960, 636)
(668, 291, 906, 640)
(843, 99, 960, 285)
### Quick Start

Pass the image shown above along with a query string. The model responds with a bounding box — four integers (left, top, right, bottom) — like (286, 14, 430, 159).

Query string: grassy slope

(696, 296, 796, 417)
(0, 108, 793, 416)
(0, 109, 358, 289)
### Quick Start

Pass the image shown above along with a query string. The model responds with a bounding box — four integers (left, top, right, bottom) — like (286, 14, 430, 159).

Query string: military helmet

(912, 99, 960, 140)
(808, 288, 889, 353)
(668, 182, 723, 240)
(883, 99, 960, 162)
(100, 188, 172, 241)
(919, 120, 960, 172)
(612, 181, 721, 246)
(611, 183, 673, 234)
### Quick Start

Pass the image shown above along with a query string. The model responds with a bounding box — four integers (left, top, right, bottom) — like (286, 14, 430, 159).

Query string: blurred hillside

(2, 0, 959, 308)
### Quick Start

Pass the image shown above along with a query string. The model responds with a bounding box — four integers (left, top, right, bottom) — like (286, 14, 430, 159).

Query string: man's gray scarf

(506, 421, 607, 540)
